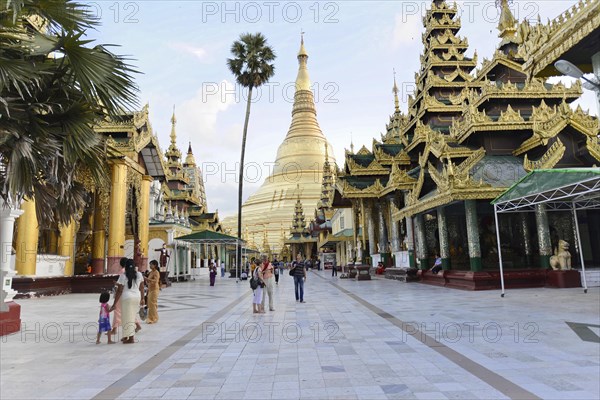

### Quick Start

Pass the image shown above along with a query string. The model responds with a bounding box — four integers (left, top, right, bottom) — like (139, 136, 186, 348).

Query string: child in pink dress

(97, 292, 115, 344)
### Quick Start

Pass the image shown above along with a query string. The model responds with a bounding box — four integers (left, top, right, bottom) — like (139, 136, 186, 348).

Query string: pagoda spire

(170, 105, 177, 147)
(184, 142, 196, 166)
(295, 32, 311, 92)
(393, 69, 400, 113)
(165, 105, 182, 163)
(319, 143, 334, 214)
(497, 0, 517, 39)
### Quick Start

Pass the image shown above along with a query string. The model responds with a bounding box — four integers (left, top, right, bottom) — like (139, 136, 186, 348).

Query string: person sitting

(376, 262, 386, 275)
(240, 270, 248, 280)
(430, 255, 442, 275)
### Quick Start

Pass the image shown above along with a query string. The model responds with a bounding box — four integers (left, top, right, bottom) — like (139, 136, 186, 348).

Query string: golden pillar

(91, 192, 106, 274)
(15, 198, 38, 276)
(138, 175, 152, 271)
(59, 220, 76, 276)
(107, 162, 127, 274)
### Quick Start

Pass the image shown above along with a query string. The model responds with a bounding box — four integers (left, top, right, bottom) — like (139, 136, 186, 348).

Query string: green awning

(176, 230, 241, 244)
(492, 168, 600, 212)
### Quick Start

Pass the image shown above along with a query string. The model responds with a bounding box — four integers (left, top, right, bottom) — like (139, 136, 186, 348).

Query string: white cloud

(171, 42, 208, 60)
(177, 80, 238, 145)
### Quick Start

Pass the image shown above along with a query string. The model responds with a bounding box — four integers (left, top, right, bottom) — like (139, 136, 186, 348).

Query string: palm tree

(227, 33, 275, 275)
(0, 0, 138, 226)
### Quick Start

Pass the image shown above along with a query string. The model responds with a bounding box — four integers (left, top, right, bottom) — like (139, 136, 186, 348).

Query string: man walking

(260, 255, 275, 311)
(332, 263, 338, 277)
(292, 253, 307, 303)
(273, 258, 280, 285)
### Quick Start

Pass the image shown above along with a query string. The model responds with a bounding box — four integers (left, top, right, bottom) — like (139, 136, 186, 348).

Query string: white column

(187, 246, 192, 277)
(1, 200, 24, 311)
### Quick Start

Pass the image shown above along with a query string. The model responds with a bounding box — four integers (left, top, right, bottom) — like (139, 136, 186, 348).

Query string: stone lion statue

(550, 240, 571, 270)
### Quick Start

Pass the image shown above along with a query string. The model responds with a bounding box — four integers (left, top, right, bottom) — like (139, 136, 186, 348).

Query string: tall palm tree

(0, 0, 138, 226)
(227, 33, 275, 274)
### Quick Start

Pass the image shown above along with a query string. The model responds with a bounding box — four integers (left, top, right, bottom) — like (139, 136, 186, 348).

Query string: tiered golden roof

(334, 0, 598, 223)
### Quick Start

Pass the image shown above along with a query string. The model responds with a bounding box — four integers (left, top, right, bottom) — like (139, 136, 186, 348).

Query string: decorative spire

(166, 105, 182, 163)
(184, 142, 196, 166)
(319, 143, 334, 213)
(298, 29, 308, 57)
(295, 32, 311, 91)
(170, 105, 177, 146)
(497, 0, 517, 39)
(393, 69, 400, 112)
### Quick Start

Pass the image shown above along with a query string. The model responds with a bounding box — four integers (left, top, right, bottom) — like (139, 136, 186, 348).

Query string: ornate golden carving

(586, 136, 600, 162)
(523, 138, 566, 172)
(498, 105, 525, 123)
(126, 167, 143, 235)
(406, 167, 425, 207)
(385, 163, 416, 192)
(570, 105, 600, 134)
(443, 68, 474, 83)
(456, 147, 486, 176)
(520, 0, 600, 76)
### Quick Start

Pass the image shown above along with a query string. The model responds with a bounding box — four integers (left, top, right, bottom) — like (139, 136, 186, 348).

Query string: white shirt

(117, 272, 144, 300)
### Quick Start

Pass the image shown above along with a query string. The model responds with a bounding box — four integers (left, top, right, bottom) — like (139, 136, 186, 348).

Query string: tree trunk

(237, 86, 253, 278)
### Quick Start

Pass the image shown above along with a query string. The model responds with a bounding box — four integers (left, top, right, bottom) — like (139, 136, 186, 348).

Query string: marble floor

(1, 268, 599, 400)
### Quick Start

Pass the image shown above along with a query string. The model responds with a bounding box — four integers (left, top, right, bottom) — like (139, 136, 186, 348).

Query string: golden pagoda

(222, 35, 335, 254)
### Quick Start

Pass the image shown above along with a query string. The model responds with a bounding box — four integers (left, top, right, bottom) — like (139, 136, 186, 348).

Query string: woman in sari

(145, 260, 160, 324)
(110, 258, 142, 335)
(111, 259, 144, 343)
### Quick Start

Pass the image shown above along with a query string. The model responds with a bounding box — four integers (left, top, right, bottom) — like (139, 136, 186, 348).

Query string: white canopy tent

(492, 168, 600, 297)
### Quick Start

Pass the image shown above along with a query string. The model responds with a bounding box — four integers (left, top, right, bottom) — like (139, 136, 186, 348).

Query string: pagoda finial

(170, 105, 177, 146)
(350, 133, 355, 153)
(496, 0, 517, 39)
(295, 31, 311, 91)
(298, 30, 308, 58)
(393, 69, 400, 112)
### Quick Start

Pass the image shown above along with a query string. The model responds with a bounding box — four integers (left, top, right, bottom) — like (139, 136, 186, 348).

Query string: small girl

(97, 292, 114, 344)
(252, 268, 265, 314)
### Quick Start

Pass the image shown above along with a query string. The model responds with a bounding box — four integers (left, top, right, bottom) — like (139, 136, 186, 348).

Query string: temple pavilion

(337, 0, 600, 289)
(8, 104, 224, 297)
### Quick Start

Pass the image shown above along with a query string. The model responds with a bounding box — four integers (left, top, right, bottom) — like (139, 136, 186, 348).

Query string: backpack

(250, 268, 262, 290)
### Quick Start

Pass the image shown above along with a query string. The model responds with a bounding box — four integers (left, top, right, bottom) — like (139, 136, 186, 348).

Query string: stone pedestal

(355, 265, 371, 281)
(160, 271, 171, 287)
(348, 265, 357, 279)
(546, 270, 582, 288)
(0, 302, 20, 336)
(384, 268, 408, 281)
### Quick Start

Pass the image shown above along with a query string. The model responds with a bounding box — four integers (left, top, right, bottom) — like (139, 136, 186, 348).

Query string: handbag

(250, 276, 259, 290)
(139, 306, 148, 321)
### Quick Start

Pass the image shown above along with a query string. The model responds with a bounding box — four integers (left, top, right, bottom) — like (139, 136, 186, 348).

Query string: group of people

(96, 258, 161, 344)
(250, 253, 308, 313)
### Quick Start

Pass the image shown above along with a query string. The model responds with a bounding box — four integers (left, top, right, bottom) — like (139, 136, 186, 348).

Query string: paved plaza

(1, 269, 599, 400)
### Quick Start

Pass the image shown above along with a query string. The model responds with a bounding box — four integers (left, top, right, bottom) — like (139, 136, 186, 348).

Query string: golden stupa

(222, 36, 335, 255)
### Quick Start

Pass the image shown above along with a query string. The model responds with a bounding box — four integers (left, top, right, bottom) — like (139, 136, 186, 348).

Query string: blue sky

(83, 1, 596, 217)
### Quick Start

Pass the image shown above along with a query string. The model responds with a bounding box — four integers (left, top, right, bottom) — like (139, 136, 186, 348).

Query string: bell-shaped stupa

(223, 35, 335, 256)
